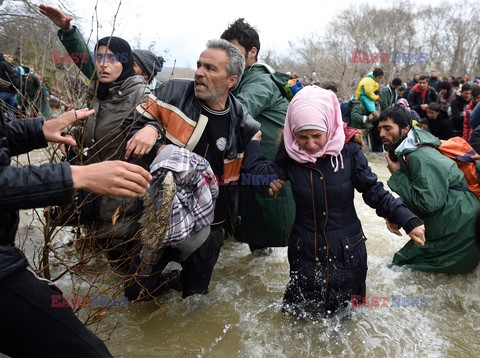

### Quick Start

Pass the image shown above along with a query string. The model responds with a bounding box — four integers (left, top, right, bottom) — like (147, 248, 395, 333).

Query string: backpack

(268, 68, 304, 102)
(14, 66, 32, 95)
(283, 78, 304, 101)
(436, 136, 480, 200)
(0, 59, 21, 90)
(340, 100, 351, 125)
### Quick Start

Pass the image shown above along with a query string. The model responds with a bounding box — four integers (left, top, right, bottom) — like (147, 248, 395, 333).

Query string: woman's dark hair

(379, 105, 412, 129)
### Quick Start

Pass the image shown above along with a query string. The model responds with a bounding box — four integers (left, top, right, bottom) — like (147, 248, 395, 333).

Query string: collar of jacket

(88, 75, 147, 104)
(154, 79, 260, 161)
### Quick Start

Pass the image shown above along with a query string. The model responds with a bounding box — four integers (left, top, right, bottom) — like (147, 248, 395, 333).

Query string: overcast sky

(42, 0, 446, 69)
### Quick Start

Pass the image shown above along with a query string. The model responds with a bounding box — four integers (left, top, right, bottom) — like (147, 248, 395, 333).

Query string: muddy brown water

(12, 149, 480, 357)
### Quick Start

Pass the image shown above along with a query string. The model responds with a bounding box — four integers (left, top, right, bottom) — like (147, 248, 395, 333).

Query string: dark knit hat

(132, 50, 164, 80)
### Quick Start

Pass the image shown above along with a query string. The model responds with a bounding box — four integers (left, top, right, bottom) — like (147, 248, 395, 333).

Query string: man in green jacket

(16, 66, 51, 120)
(349, 99, 379, 152)
(350, 99, 376, 129)
(379, 77, 402, 111)
(221, 18, 295, 253)
(379, 107, 480, 274)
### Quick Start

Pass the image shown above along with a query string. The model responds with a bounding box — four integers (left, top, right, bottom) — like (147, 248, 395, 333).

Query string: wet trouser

(0, 268, 112, 358)
(282, 231, 368, 317)
(125, 225, 224, 300)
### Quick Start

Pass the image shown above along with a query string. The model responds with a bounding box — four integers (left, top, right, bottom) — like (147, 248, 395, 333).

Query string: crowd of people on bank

(1, 5, 479, 357)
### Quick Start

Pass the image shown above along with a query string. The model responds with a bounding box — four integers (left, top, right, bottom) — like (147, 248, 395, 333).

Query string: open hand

(43, 108, 94, 147)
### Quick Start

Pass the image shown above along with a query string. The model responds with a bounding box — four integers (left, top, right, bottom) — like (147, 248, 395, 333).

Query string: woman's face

(95, 45, 123, 83)
(294, 129, 327, 154)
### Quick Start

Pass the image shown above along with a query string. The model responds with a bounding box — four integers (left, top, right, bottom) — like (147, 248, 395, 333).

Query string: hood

(395, 126, 441, 157)
(366, 72, 376, 81)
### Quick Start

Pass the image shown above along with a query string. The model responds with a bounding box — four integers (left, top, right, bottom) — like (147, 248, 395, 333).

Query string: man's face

(418, 79, 428, 91)
(426, 108, 439, 119)
(133, 62, 149, 83)
(430, 71, 437, 79)
(413, 74, 419, 81)
(228, 39, 256, 67)
(375, 75, 383, 83)
(473, 95, 480, 105)
(462, 90, 472, 101)
(378, 118, 408, 152)
(194, 48, 238, 110)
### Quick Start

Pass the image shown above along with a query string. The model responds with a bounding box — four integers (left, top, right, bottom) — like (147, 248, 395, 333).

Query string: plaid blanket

(140, 145, 218, 269)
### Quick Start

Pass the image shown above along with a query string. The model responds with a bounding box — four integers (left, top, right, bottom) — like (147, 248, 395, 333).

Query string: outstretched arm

(38, 4, 73, 31)
(244, 132, 286, 196)
(0, 160, 151, 211)
(386, 218, 425, 246)
(71, 161, 151, 197)
(39, 4, 96, 79)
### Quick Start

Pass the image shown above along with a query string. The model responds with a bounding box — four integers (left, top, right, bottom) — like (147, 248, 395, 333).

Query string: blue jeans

(0, 91, 17, 121)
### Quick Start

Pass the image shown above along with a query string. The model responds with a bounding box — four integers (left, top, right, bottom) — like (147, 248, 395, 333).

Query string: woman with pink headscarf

(275, 86, 425, 318)
(396, 98, 421, 122)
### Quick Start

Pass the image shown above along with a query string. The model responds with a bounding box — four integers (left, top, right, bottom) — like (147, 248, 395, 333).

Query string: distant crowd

(291, 69, 480, 153)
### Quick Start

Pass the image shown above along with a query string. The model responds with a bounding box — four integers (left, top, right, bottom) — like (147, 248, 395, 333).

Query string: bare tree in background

(281, 1, 480, 99)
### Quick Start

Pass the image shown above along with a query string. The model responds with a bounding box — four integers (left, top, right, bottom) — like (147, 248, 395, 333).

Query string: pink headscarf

(396, 98, 411, 110)
(284, 86, 346, 168)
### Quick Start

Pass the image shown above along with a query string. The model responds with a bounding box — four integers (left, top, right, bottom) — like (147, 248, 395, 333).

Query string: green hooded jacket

(388, 126, 480, 274)
(232, 63, 295, 248)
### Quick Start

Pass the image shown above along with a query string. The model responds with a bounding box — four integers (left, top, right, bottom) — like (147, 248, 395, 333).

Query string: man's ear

(249, 47, 258, 60)
(227, 75, 238, 90)
(401, 125, 411, 136)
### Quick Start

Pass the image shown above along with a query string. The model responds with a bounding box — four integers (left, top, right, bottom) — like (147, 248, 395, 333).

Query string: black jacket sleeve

(408, 91, 421, 114)
(0, 162, 74, 211)
(243, 140, 286, 193)
(4, 118, 47, 156)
